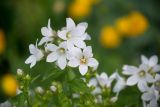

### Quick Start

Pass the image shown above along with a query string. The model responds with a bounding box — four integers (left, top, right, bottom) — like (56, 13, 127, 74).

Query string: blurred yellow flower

(100, 26, 121, 48)
(1, 74, 18, 97)
(0, 30, 6, 54)
(68, 0, 98, 19)
(116, 11, 148, 37)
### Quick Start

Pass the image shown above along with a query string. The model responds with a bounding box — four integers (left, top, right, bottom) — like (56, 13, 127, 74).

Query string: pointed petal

(68, 59, 79, 67)
(153, 65, 160, 72)
(57, 56, 67, 70)
(25, 55, 35, 64)
(88, 58, 99, 67)
(126, 75, 138, 86)
(83, 46, 93, 58)
(122, 65, 139, 75)
(41, 27, 52, 37)
(137, 81, 148, 92)
(29, 44, 37, 54)
(30, 60, 36, 68)
(141, 55, 149, 65)
(73, 38, 86, 48)
(79, 65, 88, 75)
(39, 37, 52, 46)
(66, 18, 75, 30)
(46, 52, 58, 62)
(57, 30, 67, 40)
(46, 44, 58, 52)
(77, 22, 88, 30)
(149, 55, 158, 67)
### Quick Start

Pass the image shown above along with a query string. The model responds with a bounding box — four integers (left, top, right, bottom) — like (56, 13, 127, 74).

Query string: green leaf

(69, 78, 90, 93)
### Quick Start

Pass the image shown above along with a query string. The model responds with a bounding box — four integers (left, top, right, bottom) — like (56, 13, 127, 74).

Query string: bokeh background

(0, 0, 160, 105)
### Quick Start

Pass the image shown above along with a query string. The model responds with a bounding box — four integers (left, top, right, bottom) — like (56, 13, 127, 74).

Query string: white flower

(25, 44, 44, 68)
(46, 41, 68, 70)
(87, 78, 102, 95)
(96, 72, 112, 88)
(68, 46, 99, 75)
(141, 55, 160, 73)
(112, 72, 126, 94)
(123, 65, 154, 92)
(39, 19, 56, 45)
(141, 86, 159, 107)
(57, 18, 90, 49)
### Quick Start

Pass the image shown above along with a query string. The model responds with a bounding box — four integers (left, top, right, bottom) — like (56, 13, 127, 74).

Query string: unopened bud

(50, 85, 57, 92)
(25, 74, 31, 80)
(35, 86, 44, 95)
(17, 69, 23, 76)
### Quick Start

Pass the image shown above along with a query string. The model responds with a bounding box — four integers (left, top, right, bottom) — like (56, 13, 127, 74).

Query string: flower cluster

(2, 18, 159, 107)
(123, 55, 160, 107)
(88, 71, 126, 103)
(25, 18, 99, 75)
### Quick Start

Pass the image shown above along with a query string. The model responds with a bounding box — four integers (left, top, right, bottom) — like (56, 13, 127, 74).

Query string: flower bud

(50, 85, 57, 92)
(25, 74, 31, 80)
(35, 86, 44, 95)
(17, 69, 23, 76)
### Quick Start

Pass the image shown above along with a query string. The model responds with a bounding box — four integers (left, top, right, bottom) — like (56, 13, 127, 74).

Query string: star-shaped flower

(68, 46, 99, 75)
(25, 43, 44, 68)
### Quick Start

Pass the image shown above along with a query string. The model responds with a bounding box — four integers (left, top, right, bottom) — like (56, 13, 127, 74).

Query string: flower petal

(41, 27, 52, 37)
(153, 65, 160, 72)
(25, 55, 35, 64)
(29, 44, 37, 54)
(88, 58, 99, 67)
(126, 75, 138, 86)
(46, 44, 58, 52)
(122, 65, 139, 75)
(73, 38, 86, 48)
(141, 92, 153, 101)
(30, 60, 36, 68)
(149, 55, 158, 67)
(68, 59, 79, 67)
(39, 37, 52, 46)
(66, 18, 75, 30)
(141, 55, 149, 65)
(46, 52, 58, 62)
(79, 65, 88, 75)
(57, 56, 67, 70)
(137, 81, 148, 92)
(57, 30, 67, 40)
(83, 46, 93, 58)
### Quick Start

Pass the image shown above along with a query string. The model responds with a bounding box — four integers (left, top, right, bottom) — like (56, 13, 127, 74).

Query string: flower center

(138, 71, 146, 77)
(58, 48, 65, 54)
(66, 32, 71, 39)
(80, 57, 87, 64)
